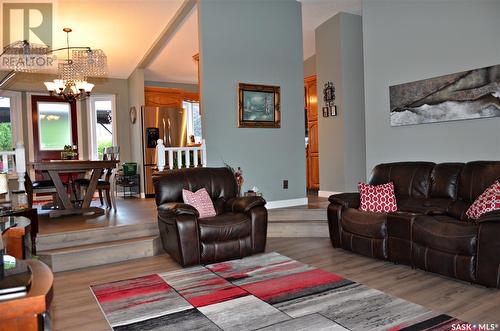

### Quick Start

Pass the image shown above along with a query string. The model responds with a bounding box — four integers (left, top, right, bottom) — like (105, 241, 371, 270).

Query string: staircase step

(37, 222, 159, 251)
(268, 220, 329, 238)
(38, 236, 161, 272)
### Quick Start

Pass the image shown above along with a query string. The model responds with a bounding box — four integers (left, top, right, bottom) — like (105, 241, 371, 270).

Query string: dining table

(29, 160, 119, 218)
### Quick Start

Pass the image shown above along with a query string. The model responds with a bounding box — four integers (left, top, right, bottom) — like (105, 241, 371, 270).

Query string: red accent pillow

(358, 182, 398, 213)
(466, 180, 500, 220)
(182, 188, 217, 218)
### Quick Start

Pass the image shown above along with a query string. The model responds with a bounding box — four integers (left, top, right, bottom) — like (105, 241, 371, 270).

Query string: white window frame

(87, 94, 117, 160)
(0, 90, 23, 148)
(182, 100, 202, 144)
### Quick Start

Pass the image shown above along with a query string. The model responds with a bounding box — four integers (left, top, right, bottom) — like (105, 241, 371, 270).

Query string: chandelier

(0, 40, 49, 87)
(44, 28, 107, 102)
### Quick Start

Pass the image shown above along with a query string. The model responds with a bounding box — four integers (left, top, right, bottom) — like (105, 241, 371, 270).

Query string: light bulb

(74, 81, 86, 91)
(54, 79, 66, 91)
(84, 83, 94, 92)
(44, 81, 56, 92)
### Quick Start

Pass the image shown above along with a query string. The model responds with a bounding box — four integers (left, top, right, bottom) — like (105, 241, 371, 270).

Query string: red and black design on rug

(91, 252, 467, 331)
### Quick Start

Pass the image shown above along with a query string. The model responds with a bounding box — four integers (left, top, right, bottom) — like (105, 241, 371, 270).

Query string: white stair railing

(0, 141, 26, 191)
(156, 139, 207, 171)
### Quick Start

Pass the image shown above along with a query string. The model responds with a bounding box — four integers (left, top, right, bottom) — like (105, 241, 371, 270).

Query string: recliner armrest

(328, 193, 360, 209)
(225, 196, 266, 213)
(158, 202, 199, 218)
(477, 210, 500, 223)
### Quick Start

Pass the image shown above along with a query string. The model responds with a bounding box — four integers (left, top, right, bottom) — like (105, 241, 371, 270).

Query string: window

(37, 102, 73, 150)
(0, 97, 13, 151)
(183, 100, 202, 144)
(0, 91, 22, 152)
(88, 95, 116, 160)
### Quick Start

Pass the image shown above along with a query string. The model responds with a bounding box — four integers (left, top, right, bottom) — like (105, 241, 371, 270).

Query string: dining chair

(74, 146, 120, 210)
(24, 174, 60, 209)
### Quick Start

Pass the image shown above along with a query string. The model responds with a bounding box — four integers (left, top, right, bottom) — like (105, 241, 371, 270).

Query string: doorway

(31, 95, 78, 162)
(305, 75, 319, 192)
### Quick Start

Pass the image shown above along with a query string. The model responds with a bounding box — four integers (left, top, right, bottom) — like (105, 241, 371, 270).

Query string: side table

(0, 208, 38, 255)
(116, 173, 140, 198)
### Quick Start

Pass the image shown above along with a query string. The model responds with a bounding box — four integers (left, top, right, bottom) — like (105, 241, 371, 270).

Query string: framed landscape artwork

(238, 83, 280, 128)
(389, 64, 500, 126)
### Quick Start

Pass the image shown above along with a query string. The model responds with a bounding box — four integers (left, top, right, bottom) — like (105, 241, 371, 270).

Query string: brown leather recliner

(328, 161, 500, 288)
(153, 167, 268, 267)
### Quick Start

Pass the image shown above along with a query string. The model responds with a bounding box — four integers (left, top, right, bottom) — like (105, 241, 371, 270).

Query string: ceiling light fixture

(44, 28, 107, 102)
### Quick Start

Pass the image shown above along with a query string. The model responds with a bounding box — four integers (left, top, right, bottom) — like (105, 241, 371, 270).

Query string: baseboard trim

(318, 190, 342, 198)
(265, 197, 308, 209)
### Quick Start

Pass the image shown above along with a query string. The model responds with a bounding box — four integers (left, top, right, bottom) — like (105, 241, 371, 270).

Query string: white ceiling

(300, 0, 362, 60)
(48, 0, 183, 79)
(144, 6, 198, 84)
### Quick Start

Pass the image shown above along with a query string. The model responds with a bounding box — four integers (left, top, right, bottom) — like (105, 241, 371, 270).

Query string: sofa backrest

(153, 167, 238, 206)
(458, 161, 500, 203)
(368, 162, 435, 199)
(429, 163, 464, 200)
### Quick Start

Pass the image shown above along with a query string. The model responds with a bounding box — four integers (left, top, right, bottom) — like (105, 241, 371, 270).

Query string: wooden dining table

(29, 160, 119, 218)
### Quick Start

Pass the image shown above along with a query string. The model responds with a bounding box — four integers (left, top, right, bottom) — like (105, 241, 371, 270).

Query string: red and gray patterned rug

(90, 252, 466, 330)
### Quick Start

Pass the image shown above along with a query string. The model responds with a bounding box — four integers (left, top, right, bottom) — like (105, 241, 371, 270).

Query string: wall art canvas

(238, 83, 280, 128)
(389, 64, 500, 126)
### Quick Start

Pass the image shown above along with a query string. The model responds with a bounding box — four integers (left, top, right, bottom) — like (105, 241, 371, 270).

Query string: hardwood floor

(38, 195, 329, 235)
(51, 237, 500, 331)
(37, 198, 157, 234)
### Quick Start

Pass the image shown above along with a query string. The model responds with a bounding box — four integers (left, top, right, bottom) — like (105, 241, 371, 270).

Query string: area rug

(90, 252, 466, 331)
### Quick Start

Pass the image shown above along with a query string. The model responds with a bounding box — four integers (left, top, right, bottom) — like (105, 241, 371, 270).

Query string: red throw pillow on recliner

(358, 182, 398, 213)
(466, 180, 500, 220)
(182, 188, 217, 218)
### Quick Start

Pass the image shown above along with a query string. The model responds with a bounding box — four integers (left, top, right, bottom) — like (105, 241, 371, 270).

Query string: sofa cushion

(430, 163, 463, 199)
(397, 197, 453, 215)
(341, 208, 387, 239)
(198, 212, 251, 242)
(387, 211, 419, 240)
(358, 182, 397, 213)
(368, 162, 435, 199)
(412, 215, 478, 256)
(466, 180, 500, 220)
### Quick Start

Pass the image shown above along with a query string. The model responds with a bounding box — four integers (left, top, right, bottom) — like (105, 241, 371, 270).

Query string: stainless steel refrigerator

(142, 106, 187, 197)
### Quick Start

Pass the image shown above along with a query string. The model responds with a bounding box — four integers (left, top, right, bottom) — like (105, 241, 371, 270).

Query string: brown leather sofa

(328, 161, 500, 288)
(153, 167, 267, 267)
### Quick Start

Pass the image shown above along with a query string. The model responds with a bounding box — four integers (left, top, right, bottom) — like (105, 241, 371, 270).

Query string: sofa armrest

(158, 202, 199, 218)
(225, 196, 266, 213)
(328, 193, 360, 209)
(477, 210, 500, 223)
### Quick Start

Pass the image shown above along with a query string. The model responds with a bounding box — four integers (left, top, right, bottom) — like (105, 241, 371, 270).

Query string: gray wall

(363, 0, 500, 175)
(127, 68, 145, 194)
(198, 0, 306, 202)
(145, 81, 199, 93)
(316, 12, 365, 193)
(0, 72, 132, 162)
(304, 55, 316, 77)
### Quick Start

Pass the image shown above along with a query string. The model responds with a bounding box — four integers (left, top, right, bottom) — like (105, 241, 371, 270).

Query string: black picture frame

(322, 107, 329, 117)
(330, 105, 337, 117)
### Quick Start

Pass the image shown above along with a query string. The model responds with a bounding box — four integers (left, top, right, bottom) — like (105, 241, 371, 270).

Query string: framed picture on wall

(330, 105, 337, 116)
(238, 83, 280, 128)
(322, 107, 329, 117)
